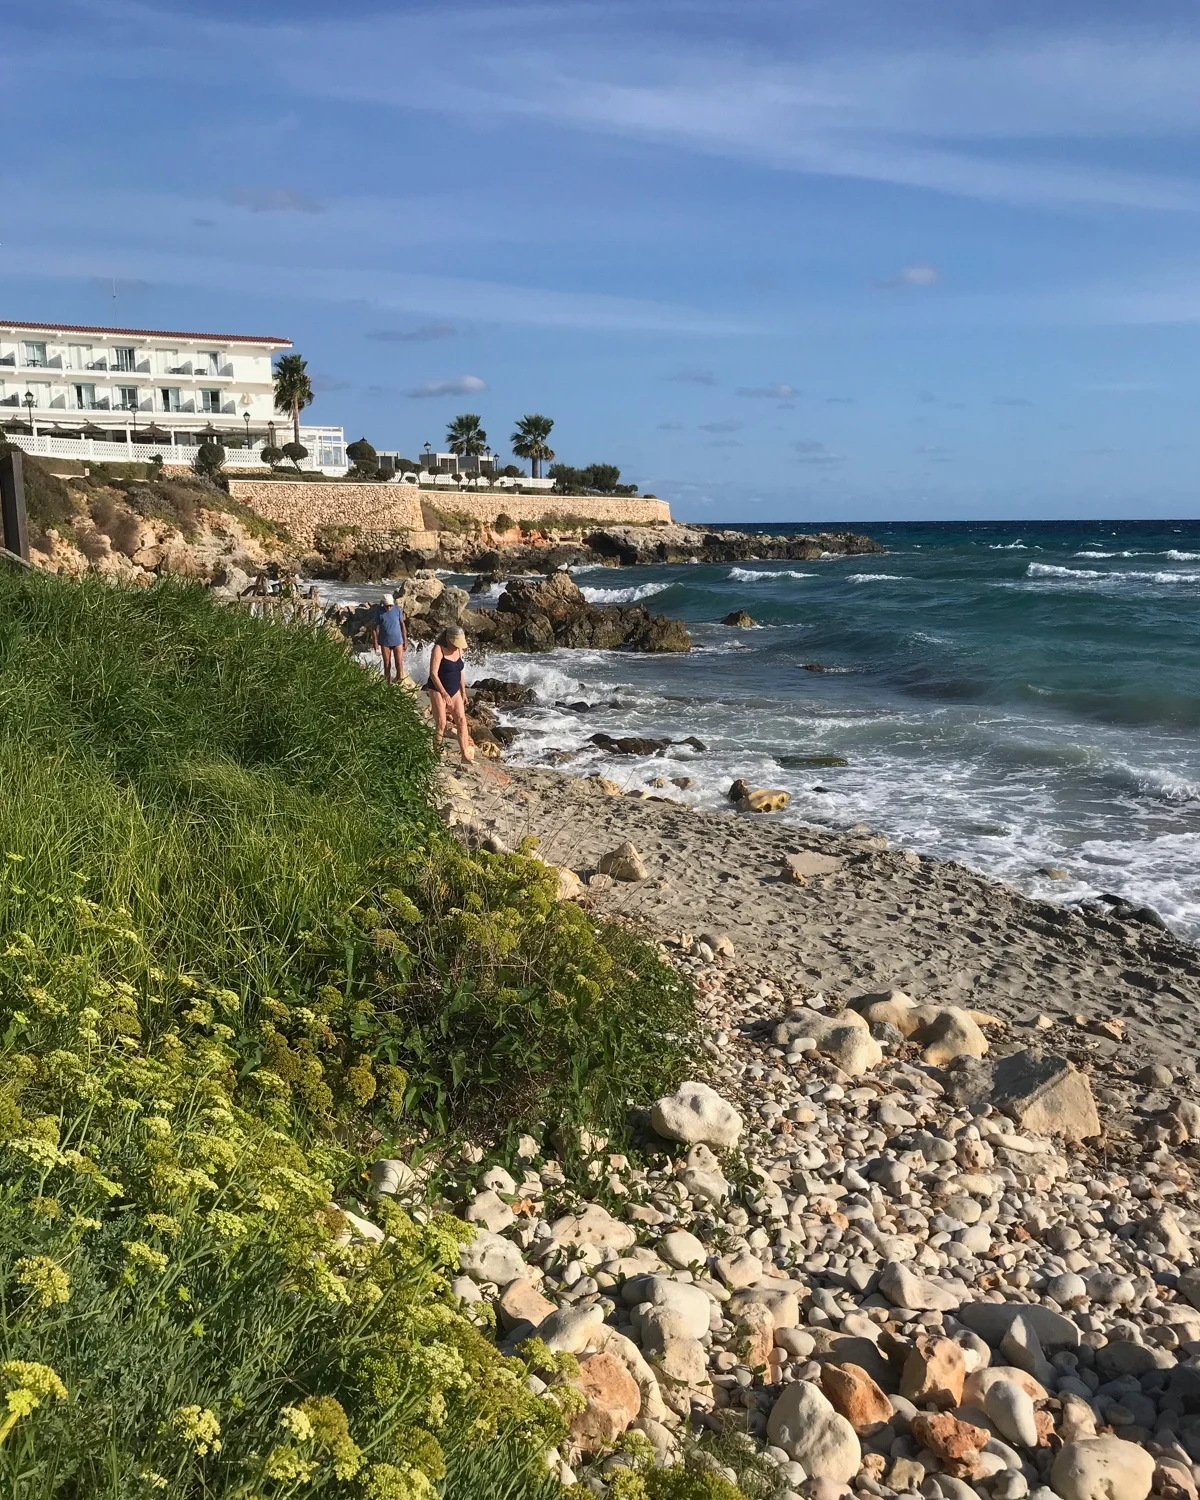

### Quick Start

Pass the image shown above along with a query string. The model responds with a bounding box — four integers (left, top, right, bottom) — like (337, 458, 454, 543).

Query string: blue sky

(4, 0, 1200, 520)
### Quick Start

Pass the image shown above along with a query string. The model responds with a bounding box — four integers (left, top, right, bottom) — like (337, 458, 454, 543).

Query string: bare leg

(429, 689, 448, 746)
(381, 646, 394, 684)
(449, 694, 474, 761)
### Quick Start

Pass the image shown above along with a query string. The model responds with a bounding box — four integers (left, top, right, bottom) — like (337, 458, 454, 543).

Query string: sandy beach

(447, 761, 1200, 1074)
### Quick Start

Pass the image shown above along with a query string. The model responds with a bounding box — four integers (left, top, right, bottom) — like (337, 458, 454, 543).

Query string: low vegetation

(0, 567, 698, 1496)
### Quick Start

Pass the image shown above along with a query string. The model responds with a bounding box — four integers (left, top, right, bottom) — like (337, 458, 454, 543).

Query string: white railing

(3, 432, 347, 475)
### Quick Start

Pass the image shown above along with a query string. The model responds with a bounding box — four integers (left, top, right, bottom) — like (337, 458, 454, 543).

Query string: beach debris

(597, 841, 649, 881)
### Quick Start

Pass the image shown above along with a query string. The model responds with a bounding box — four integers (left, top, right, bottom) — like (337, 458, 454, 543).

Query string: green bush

(0, 570, 700, 1494)
(192, 442, 226, 480)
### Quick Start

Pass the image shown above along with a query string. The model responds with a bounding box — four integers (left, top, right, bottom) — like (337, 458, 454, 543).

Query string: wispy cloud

(737, 383, 799, 399)
(665, 369, 718, 385)
(699, 419, 743, 433)
(226, 187, 325, 215)
(405, 374, 488, 399)
(879, 264, 940, 289)
(793, 439, 844, 465)
(368, 322, 457, 342)
(311, 372, 352, 393)
(657, 421, 685, 430)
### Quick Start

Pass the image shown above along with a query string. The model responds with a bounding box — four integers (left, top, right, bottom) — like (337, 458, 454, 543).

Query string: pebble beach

(394, 755, 1200, 1500)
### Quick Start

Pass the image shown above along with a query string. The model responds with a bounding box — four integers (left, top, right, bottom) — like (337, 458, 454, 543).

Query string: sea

(325, 518, 1200, 942)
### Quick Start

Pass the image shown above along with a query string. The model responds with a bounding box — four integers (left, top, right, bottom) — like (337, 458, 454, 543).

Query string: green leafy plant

(192, 442, 226, 480)
(281, 441, 309, 473)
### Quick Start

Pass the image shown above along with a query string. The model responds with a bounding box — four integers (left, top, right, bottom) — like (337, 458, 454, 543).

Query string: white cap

(382, 593, 395, 605)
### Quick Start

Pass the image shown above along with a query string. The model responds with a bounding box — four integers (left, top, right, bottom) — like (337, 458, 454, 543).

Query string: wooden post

(0, 447, 30, 562)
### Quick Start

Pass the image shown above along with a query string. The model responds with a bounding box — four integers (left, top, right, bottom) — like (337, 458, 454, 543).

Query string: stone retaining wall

(225, 480, 670, 548)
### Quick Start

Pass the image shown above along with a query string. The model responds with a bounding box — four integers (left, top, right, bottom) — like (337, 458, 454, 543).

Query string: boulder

(987, 1048, 1101, 1142)
(369, 1158, 417, 1196)
(820, 1362, 893, 1432)
(722, 609, 755, 627)
(983, 1377, 1039, 1448)
(1050, 1435, 1155, 1500)
(910, 1411, 990, 1466)
(458, 1229, 525, 1286)
(657, 1229, 708, 1270)
(464, 1189, 514, 1232)
(782, 850, 845, 883)
(570, 1351, 641, 1452)
(914, 1006, 990, 1066)
(879, 1259, 962, 1312)
(956, 1301, 1081, 1351)
(677, 1142, 730, 1203)
(551, 865, 585, 901)
(736, 786, 791, 813)
(766, 1381, 861, 1484)
(498, 1278, 556, 1332)
(549, 1202, 636, 1254)
(597, 840, 649, 881)
(900, 1336, 966, 1409)
(650, 1081, 743, 1148)
(537, 1303, 607, 1354)
(851, 990, 919, 1035)
(623, 1277, 712, 1341)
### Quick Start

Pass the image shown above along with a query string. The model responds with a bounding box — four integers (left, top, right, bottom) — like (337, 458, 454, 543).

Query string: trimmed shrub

(192, 442, 225, 480)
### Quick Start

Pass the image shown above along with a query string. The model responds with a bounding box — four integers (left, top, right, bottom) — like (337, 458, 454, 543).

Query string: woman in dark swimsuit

(427, 628, 475, 762)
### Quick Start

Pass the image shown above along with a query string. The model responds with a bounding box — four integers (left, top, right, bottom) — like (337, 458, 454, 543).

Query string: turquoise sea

(328, 518, 1200, 940)
(464, 519, 1200, 940)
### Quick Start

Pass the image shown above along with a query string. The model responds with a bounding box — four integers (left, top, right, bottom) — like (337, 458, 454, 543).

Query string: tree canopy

(445, 413, 487, 457)
(510, 413, 555, 478)
(272, 353, 314, 445)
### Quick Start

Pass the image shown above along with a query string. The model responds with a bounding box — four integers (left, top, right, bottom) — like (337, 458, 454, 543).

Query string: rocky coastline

(332, 568, 693, 656)
(394, 757, 1200, 1500)
(308, 522, 885, 583)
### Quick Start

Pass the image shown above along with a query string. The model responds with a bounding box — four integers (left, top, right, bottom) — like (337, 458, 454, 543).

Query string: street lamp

(268, 420, 277, 448)
(22, 391, 36, 440)
(243, 411, 251, 450)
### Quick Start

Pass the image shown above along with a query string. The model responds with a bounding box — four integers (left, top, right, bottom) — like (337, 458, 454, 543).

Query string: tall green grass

(0, 570, 698, 1496)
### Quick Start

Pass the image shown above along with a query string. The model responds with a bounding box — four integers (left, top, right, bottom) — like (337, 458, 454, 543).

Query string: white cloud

(881, 264, 940, 288)
(405, 374, 488, 399)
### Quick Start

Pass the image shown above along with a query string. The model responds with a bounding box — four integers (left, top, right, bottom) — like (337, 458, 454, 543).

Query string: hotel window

(117, 387, 139, 412)
(156, 349, 179, 375)
(160, 387, 183, 413)
(22, 342, 48, 368)
(68, 344, 93, 371)
(113, 346, 136, 372)
(199, 350, 221, 375)
(200, 389, 222, 413)
(24, 383, 50, 407)
(74, 383, 97, 410)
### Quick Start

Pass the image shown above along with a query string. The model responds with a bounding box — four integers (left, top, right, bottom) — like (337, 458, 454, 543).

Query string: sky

(3, 0, 1200, 521)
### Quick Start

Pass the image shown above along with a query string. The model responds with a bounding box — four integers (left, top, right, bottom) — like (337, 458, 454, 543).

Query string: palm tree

(445, 413, 487, 459)
(510, 413, 555, 478)
(273, 353, 314, 446)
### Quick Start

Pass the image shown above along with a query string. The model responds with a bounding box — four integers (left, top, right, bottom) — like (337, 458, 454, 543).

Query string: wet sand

(446, 762, 1200, 1072)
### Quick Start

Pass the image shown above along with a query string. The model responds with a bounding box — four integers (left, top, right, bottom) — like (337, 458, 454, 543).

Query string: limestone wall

(225, 479, 670, 547)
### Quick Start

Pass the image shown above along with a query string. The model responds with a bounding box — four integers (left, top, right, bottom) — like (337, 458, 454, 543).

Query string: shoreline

(446, 761, 1200, 1072)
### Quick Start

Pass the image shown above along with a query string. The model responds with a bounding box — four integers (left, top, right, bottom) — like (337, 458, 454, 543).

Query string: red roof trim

(0, 320, 291, 346)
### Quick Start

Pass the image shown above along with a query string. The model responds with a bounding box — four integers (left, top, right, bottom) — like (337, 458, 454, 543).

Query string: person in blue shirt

(372, 592, 408, 684)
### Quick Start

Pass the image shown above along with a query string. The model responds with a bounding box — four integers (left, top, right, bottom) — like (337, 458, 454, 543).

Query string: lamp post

(23, 391, 36, 440)
(268, 420, 277, 449)
(243, 411, 251, 451)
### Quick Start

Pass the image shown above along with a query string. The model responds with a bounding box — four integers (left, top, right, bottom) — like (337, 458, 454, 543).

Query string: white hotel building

(0, 320, 347, 473)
